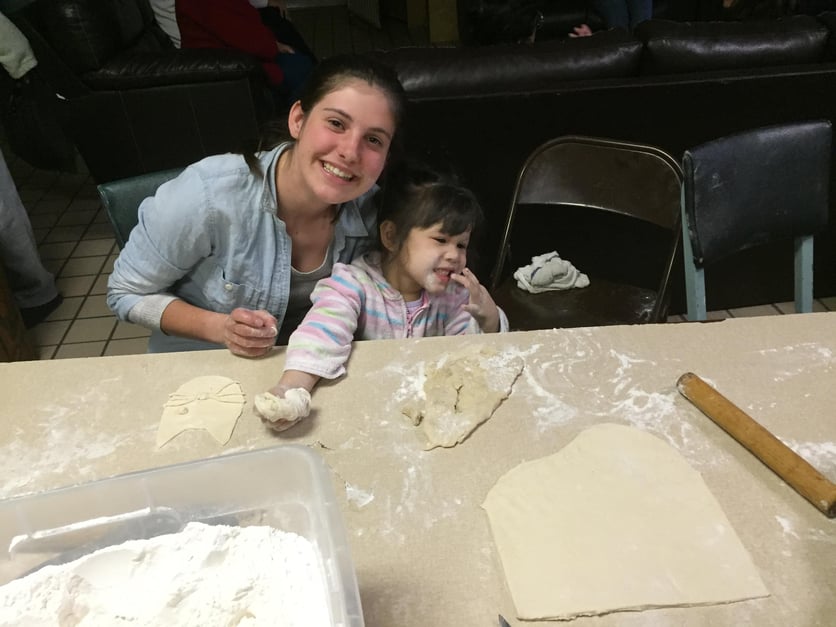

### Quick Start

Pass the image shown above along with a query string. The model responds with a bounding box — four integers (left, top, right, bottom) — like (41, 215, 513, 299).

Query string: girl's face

(382, 221, 470, 302)
(288, 80, 396, 207)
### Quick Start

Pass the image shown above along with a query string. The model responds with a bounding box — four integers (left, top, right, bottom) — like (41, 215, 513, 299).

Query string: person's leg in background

(259, 7, 317, 62)
(626, 0, 653, 28)
(0, 147, 62, 327)
(591, 0, 631, 28)
(275, 51, 315, 106)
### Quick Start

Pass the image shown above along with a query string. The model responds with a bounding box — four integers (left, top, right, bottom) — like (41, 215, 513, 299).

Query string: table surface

(1, 313, 835, 626)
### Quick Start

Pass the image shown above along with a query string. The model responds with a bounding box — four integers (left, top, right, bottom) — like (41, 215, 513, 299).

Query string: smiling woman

(105, 54, 407, 355)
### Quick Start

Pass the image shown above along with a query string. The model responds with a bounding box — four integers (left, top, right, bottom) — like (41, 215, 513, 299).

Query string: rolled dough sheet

(402, 345, 524, 449)
(483, 423, 769, 621)
(156, 376, 246, 447)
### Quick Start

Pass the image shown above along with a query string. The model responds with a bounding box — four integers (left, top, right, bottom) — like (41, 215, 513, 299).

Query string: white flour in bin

(0, 522, 332, 626)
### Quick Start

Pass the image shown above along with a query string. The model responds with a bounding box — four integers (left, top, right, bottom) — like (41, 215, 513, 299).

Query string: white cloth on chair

(514, 251, 590, 294)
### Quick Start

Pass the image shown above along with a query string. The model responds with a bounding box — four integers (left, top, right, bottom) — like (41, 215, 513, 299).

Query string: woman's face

(288, 80, 396, 207)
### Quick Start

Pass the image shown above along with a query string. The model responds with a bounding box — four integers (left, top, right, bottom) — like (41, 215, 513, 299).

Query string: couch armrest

(82, 49, 265, 91)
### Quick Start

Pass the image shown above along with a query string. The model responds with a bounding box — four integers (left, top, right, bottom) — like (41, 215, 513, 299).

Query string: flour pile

(0, 522, 331, 626)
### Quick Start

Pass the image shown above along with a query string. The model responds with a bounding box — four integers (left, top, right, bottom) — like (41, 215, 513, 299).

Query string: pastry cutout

(156, 376, 246, 447)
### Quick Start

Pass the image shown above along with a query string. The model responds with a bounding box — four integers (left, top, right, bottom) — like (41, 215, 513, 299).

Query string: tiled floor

(7, 151, 152, 360)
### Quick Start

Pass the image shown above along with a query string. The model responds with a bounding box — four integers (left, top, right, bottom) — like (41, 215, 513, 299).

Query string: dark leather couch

(372, 14, 836, 311)
(5, 0, 275, 183)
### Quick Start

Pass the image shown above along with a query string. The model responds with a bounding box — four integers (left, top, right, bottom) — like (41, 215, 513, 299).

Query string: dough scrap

(157, 376, 246, 447)
(404, 345, 524, 449)
(483, 423, 769, 621)
(253, 388, 311, 432)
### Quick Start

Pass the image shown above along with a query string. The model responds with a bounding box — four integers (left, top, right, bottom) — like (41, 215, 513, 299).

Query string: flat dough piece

(403, 346, 524, 449)
(156, 376, 246, 447)
(483, 423, 769, 621)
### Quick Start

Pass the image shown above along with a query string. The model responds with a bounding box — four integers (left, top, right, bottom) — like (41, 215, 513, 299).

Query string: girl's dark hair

(377, 160, 485, 259)
(242, 54, 407, 174)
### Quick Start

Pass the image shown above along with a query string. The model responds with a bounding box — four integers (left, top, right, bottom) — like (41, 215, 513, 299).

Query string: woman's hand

(223, 308, 278, 357)
(452, 268, 501, 332)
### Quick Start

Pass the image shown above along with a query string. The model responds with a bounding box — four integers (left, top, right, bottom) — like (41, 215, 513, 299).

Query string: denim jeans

(592, 0, 653, 29)
(0, 148, 58, 309)
(275, 51, 315, 105)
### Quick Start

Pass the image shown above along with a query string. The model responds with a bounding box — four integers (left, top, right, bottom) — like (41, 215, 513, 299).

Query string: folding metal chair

(490, 135, 683, 330)
(681, 120, 831, 320)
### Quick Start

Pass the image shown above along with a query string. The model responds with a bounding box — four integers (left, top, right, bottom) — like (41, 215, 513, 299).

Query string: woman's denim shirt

(107, 143, 378, 352)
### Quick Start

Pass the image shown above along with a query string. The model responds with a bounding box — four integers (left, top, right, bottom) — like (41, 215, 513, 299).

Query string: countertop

(1, 312, 835, 626)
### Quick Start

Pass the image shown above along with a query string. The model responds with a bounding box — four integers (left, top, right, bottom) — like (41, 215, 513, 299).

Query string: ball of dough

(254, 388, 311, 432)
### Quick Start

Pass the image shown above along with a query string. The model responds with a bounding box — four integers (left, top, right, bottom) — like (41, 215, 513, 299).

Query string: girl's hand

(452, 268, 501, 332)
(223, 308, 278, 357)
(255, 370, 321, 432)
(255, 385, 311, 432)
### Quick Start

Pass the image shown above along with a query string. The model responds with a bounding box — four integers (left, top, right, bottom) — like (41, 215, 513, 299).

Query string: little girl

(254, 161, 509, 430)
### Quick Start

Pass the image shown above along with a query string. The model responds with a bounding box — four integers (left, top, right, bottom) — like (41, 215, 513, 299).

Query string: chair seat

(492, 278, 660, 331)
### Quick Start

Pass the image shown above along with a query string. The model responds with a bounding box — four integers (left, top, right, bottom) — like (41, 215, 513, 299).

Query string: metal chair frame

(490, 135, 684, 326)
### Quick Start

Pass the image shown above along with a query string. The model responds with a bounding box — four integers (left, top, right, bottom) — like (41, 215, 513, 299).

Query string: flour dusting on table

(0, 421, 127, 498)
(345, 482, 375, 509)
(779, 438, 836, 482)
(0, 522, 330, 626)
(758, 342, 834, 383)
(775, 515, 800, 540)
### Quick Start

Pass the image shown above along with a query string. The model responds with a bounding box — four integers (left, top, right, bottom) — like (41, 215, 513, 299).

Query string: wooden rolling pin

(677, 372, 836, 518)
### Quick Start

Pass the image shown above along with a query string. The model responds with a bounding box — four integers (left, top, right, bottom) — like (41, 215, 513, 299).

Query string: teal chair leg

(681, 198, 707, 321)
(794, 235, 814, 313)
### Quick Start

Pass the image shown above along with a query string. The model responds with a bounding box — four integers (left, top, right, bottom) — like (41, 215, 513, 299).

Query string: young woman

(254, 161, 509, 431)
(107, 54, 406, 355)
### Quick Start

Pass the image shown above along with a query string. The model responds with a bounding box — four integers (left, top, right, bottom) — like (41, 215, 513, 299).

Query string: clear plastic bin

(0, 444, 363, 626)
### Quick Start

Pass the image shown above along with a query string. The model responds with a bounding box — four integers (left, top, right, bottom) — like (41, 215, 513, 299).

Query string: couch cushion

(370, 29, 642, 99)
(635, 15, 829, 75)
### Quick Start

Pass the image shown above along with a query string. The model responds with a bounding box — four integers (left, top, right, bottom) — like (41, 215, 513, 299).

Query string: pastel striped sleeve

(283, 264, 364, 380)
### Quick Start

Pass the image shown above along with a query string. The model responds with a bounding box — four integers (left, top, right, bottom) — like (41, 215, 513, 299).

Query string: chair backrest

(681, 120, 831, 320)
(491, 135, 683, 295)
(97, 167, 184, 248)
(682, 120, 831, 266)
